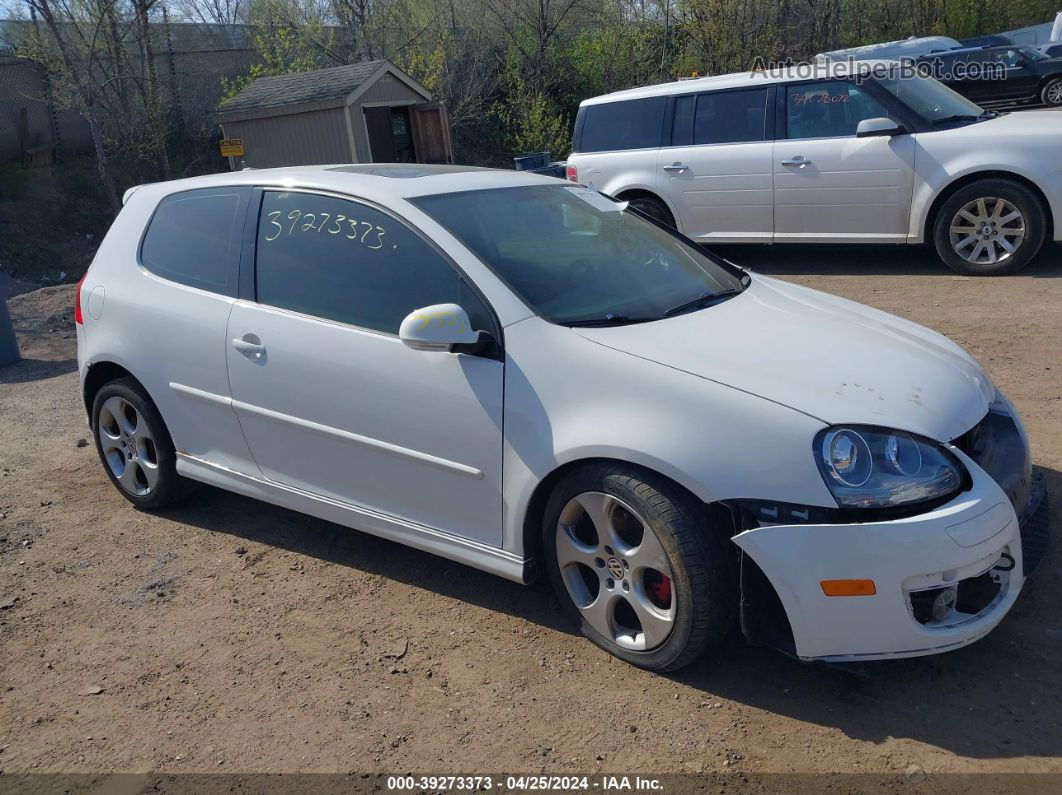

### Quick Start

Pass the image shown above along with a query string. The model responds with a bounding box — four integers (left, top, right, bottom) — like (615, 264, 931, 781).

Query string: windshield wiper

(562, 314, 660, 327)
(663, 288, 744, 317)
(933, 112, 996, 125)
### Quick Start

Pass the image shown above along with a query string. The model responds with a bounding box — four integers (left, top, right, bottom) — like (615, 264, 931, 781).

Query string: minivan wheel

(625, 195, 675, 228)
(1042, 77, 1062, 107)
(92, 377, 189, 509)
(542, 464, 736, 672)
(933, 179, 1046, 275)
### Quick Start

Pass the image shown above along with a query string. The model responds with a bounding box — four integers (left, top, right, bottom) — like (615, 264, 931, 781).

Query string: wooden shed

(216, 60, 453, 168)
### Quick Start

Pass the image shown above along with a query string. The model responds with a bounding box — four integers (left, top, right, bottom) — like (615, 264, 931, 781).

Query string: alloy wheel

(1046, 81, 1062, 105)
(97, 396, 160, 497)
(555, 492, 676, 651)
(948, 197, 1025, 266)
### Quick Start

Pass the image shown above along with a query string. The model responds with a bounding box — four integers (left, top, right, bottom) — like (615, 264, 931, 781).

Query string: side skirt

(176, 453, 531, 584)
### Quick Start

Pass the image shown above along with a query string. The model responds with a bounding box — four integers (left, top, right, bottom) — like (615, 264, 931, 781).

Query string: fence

(0, 22, 267, 164)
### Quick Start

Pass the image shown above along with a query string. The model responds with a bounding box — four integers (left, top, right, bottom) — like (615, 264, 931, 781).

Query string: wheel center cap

(606, 557, 624, 579)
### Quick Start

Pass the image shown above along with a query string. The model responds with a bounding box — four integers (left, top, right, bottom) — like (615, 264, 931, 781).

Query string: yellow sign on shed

(219, 138, 244, 157)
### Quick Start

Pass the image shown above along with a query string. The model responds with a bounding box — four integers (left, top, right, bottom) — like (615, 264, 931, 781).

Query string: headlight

(814, 426, 964, 509)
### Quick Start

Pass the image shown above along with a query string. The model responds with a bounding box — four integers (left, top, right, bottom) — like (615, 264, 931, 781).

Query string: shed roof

(220, 60, 389, 115)
(217, 58, 429, 119)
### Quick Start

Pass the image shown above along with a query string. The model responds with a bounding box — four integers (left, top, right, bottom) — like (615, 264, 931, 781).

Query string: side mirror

(399, 303, 479, 353)
(856, 117, 906, 138)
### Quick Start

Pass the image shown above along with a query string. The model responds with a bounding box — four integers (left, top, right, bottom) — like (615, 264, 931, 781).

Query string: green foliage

(0, 163, 29, 200)
(220, 5, 330, 103)
(491, 48, 572, 160)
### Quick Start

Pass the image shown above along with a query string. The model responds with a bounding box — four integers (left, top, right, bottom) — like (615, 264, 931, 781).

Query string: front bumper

(734, 447, 1028, 661)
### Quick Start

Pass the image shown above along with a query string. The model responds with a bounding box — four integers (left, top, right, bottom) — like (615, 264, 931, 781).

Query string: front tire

(92, 377, 189, 510)
(932, 179, 1046, 275)
(1042, 77, 1062, 107)
(542, 463, 736, 671)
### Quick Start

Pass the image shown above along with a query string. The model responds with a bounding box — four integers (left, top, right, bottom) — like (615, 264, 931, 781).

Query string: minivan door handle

(662, 162, 689, 172)
(232, 336, 265, 359)
(781, 156, 811, 168)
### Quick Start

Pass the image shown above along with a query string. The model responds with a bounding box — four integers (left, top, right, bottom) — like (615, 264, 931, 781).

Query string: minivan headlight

(814, 426, 964, 509)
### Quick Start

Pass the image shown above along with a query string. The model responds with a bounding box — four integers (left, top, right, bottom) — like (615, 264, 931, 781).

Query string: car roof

(579, 60, 900, 106)
(125, 164, 565, 205)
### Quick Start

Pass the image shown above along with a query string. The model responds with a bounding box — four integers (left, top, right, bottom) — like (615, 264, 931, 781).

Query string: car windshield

(875, 73, 985, 122)
(412, 185, 747, 326)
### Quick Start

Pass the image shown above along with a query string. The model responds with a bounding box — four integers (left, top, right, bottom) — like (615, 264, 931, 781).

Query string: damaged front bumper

(729, 396, 1048, 663)
(733, 450, 1027, 661)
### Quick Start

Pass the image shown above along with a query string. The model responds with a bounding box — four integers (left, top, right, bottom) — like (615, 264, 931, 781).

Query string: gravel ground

(0, 243, 1060, 782)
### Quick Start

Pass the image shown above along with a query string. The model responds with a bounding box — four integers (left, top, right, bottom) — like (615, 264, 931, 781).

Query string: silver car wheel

(97, 396, 160, 497)
(1046, 81, 1062, 105)
(949, 197, 1025, 266)
(555, 492, 676, 651)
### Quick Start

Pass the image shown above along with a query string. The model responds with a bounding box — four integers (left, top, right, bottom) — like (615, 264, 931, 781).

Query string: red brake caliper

(648, 572, 672, 607)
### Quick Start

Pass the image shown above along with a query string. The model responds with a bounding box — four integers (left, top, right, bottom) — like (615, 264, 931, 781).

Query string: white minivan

(566, 61, 1062, 275)
(77, 165, 1047, 671)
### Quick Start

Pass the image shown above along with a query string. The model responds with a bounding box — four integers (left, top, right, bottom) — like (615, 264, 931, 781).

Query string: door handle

(662, 162, 689, 172)
(781, 156, 811, 168)
(232, 337, 265, 358)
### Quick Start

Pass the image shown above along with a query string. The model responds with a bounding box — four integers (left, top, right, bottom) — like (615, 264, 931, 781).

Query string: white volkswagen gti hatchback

(75, 165, 1048, 671)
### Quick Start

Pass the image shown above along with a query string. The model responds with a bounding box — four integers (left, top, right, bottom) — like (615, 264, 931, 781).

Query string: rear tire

(1042, 77, 1062, 107)
(542, 463, 736, 672)
(625, 195, 675, 228)
(91, 377, 190, 510)
(932, 179, 1046, 275)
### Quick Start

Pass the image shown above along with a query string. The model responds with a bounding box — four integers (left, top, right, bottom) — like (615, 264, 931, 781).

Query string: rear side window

(672, 88, 769, 146)
(254, 191, 493, 335)
(140, 188, 247, 295)
(577, 97, 665, 153)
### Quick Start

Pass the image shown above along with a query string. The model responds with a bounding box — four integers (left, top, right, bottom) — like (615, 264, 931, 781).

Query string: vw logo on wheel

(606, 557, 624, 579)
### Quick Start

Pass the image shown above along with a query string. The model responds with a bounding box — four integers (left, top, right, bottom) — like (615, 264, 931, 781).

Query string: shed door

(364, 106, 396, 162)
(411, 103, 454, 164)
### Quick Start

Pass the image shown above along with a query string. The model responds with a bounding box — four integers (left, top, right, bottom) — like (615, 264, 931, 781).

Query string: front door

(981, 48, 1042, 102)
(226, 189, 504, 545)
(773, 80, 916, 242)
(660, 87, 774, 242)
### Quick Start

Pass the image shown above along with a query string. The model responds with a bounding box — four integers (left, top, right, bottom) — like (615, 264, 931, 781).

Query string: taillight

(565, 164, 578, 183)
(74, 274, 86, 325)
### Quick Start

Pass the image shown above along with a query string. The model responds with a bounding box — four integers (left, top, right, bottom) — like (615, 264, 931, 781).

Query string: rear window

(672, 88, 769, 146)
(577, 97, 665, 153)
(140, 188, 247, 295)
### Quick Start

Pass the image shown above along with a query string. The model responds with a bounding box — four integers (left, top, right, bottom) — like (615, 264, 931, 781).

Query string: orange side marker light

(820, 579, 877, 597)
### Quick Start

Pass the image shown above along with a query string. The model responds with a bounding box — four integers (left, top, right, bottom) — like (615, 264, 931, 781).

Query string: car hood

(573, 275, 993, 442)
(960, 109, 1060, 136)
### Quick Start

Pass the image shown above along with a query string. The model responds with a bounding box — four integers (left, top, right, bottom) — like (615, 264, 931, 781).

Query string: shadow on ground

(160, 463, 1059, 760)
(715, 242, 1061, 278)
(0, 357, 78, 384)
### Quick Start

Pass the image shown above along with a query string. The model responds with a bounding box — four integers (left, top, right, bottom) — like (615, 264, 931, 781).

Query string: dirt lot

(1, 244, 1060, 783)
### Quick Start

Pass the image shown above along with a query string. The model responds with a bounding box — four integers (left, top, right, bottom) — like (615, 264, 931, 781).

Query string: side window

(671, 94, 695, 146)
(578, 97, 665, 153)
(140, 188, 246, 295)
(786, 81, 893, 140)
(993, 48, 1024, 67)
(693, 88, 768, 145)
(254, 191, 492, 336)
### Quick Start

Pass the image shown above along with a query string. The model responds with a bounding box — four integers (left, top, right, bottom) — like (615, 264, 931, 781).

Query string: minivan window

(254, 191, 491, 335)
(693, 89, 768, 145)
(414, 185, 746, 326)
(786, 81, 892, 139)
(140, 188, 245, 295)
(577, 97, 665, 152)
(875, 74, 984, 123)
